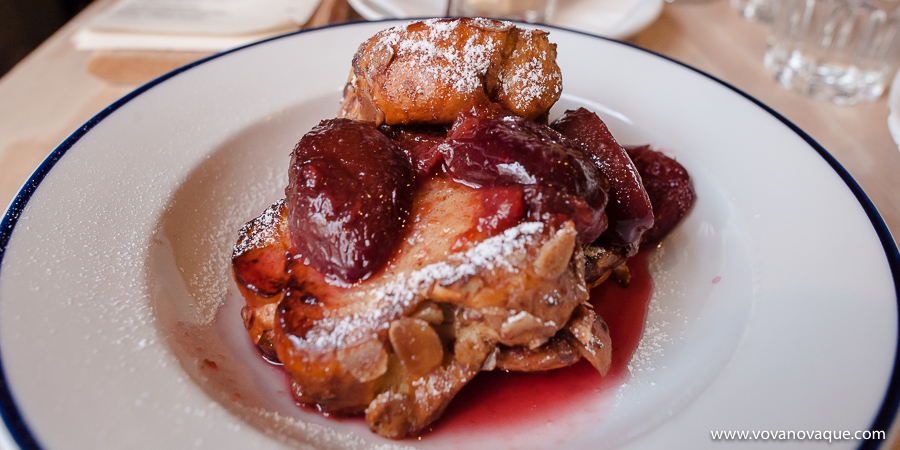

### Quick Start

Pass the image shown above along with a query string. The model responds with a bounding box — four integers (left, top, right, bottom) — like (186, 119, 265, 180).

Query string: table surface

(0, 0, 898, 448)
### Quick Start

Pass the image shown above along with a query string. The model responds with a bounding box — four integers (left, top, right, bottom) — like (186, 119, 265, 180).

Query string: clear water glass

(764, 0, 900, 105)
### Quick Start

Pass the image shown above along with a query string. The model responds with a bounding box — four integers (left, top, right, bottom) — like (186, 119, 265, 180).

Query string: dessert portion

(231, 18, 694, 439)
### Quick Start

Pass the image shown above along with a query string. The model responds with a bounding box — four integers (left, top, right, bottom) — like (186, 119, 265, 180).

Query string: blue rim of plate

(0, 19, 898, 450)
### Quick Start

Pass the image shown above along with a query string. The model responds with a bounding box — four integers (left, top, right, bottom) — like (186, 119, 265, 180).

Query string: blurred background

(0, 0, 91, 77)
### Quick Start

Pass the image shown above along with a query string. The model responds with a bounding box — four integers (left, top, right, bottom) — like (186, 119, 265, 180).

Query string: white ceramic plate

(1, 21, 898, 450)
(347, 0, 664, 39)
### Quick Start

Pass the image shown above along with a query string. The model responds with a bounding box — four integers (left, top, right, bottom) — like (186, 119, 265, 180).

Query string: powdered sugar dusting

(468, 16, 513, 31)
(293, 222, 545, 351)
(372, 19, 505, 95)
(617, 247, 686, 396)
(165, 158, 286, 325)
(233, 199, 285, 258)
(502, 30, 562, 111)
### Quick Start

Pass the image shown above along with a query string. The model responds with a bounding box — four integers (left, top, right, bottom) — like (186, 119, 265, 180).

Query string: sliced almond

(467, 286, 502, 309)
(410, 300, 445, 325)
(336, 340, 389, 383)
(500, 310, 549, 346)
(389, 317, 444, 377)
(429, 284, 462, 303)
(534, 222, 577, 279)
(453, 324, 492, 370)
(565, 304, 612, 376)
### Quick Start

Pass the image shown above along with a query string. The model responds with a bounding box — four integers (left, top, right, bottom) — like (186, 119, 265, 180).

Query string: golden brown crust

(340, 18, 562, 126)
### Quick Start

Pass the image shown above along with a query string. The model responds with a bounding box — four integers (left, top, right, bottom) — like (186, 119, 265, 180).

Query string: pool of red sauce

(426, 248, 654, 437)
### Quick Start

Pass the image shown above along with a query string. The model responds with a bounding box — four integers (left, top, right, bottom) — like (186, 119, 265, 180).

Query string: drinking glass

(764, 0, 900, 104)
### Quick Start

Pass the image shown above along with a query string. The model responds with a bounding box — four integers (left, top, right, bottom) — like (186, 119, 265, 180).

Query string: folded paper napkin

(74, 0, 320, 51)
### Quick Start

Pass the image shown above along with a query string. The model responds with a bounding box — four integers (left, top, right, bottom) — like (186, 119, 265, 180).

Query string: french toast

(231, 18, 694, 439)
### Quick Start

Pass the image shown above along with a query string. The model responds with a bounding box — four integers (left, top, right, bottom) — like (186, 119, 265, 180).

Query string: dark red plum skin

(626, 145, 695, 248)
(285, 118, 415, 283)
(441, 114, 609, 244)
(552, 108, 654, 252)
(379, 124, 447, 181)
(282, 111, 691, 284)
